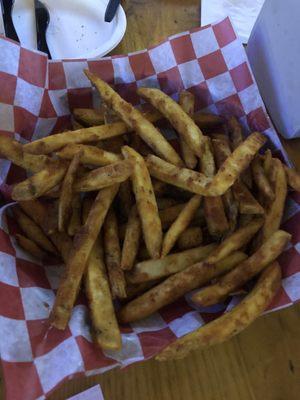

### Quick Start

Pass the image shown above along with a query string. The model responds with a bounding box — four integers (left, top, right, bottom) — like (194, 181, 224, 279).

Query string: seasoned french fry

(56, 144, 121, 166)
(81, 196, 94, 223)
(232, 180, 265, 215)
(157, 262, 281, 360)
(192, 230, 290, 307)
(58, 152, 82, 232)
(50, 184, 119, 329)
(161, 195, 202, 257)
(284, 165, 300, 192)
(84, 71, 183, 166)
(128, 243, 218, 284)
(74, 160, 133, 192)
(159, 203, 185, 229)
(138, 87, 206, 157)
(126, 280, 161, 301)
(193, 113, 223, 129)
(179, 91, 198, 169)
(177, 227, 203, 250)
(85, 239, 121, 350)
(15, 234, 47, 260)
(13, 207, 58, 255)
(263, 149, 273, 177)
(122, 146, 162, 259)
(262, 159, 287, 241)
(251, 156, 275, 203)
(118, 251, 248, 324)
(104, 209, 127, 299)
(121, 205, 142, 270)
(73, 108, 105, 126)
(67, 194, 82, 236)
(203, 196, 229, 238)
(12, 160, 68, 201)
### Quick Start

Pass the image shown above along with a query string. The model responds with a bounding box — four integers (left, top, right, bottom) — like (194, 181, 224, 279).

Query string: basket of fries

(0, 17, 300, 400)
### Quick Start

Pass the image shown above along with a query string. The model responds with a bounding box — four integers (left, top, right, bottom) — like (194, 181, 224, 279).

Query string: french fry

(56, 144, 121, 166)
(179, 91, 198, 169)
(192, 230, 290, 307)
(74, 160, 133, 192)
(15, 234, 47, 260)
(13, 207, 58, 255)
(159, 203, 185, 229)
(157, 262, 281, 360)
(193, 113, 223, 129)
(117, 180, 134, 220)
(67, 194, 82, 236)
(138, 87, 206, 157)
(262, 159, 287, 241)
(232, 180, 265, 215)
(126, 280, 162, 301)
(85, 239, 122, 350)
(177, 227, 203, 250)
(121, 205, 142, 270)
(128, 243, 218, 284)
(12, 160, 68, 201)
(284, 165, 300, 192)
(161, 195, 202, 257)
(122, 146, 162, 259)
(263, 149, 273, 177)
(58, 152, 82, 232)
(104, 209, 127, 299)
(84, 71, 183, 166)
(50, 184, 119, 329)
(73, 108, 105, 126)
(251, 156, 275, 203)
(118, 251, 248, 324)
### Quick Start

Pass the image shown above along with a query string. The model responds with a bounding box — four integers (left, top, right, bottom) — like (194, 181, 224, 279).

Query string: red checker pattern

(39, 91, 57, 118)
(51, 115, 72, 134)
(48, 62, 67, 90)
(266, 285, 292, 311)
(216, 93, 244, 117)
(213, 17, 237, 48)
(157, 66, 184, 95)
(188, 82, 213, 110)
(129, 52, 155, 81)
(159, 298, 194, 324)
(16, 259, 51, 289)
(198, 50, 228, 80)
(247, 107, 270, 132)
(230, 62, 254, 92)
(67, 88, 93, 111)
(282, 212, 300, 245)
(114, 82, 140, 105)
(5, 163, 27, 186)
(170, 35, 196, 64)
(0, 228, 15, 257)
(18, 48, 47, 88)
(14, 106, 38, 141)
(278, 247, 300, 279)
(87, 59, 114, 84)
(76, 336, 115, 370)
(0, 282, 25, 319)
(138, 328, 177, 359)
(0, 72, 17, 104)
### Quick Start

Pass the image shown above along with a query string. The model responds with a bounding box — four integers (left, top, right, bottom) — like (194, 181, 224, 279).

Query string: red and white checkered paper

(0, 17, 300, 400)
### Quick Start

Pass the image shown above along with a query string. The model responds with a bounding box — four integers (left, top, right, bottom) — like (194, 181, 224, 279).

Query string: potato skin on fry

(57, 144, 121, 166)
(121, 205, 141, 270)
(177, 227, 203, 250)
(156, 262, 281, 360)
(73, 108, 105, 126)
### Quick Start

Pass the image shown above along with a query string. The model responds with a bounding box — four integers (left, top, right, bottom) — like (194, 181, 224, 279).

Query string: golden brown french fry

(0, 134, 48, 172)
(58, 152, 82, 232)
(251, 156, 275, 203)
(122, 146, 162, 259)
(157, 262, 281, 361)
(117, 180, 134, 220)
(262, 159, 287, 241)
(12, 160, 68, 201)
(67, 194, 82, 236)
(118, 251, 248, 324)
(84, 71, 183, 166)
(128, 243, 218, 284)
(13, 207, 58, 255)
(73, 108, 105, 126)
(161, 195, 202, 257)
(284, 165, 300, 192)
(159, 203, 185, 229)
(192, 230, 290, 307)
(104, 209, 127, 299)
(85, 239, 121, 350)
(126, 280, 162, 301)
(177, 227, 203, 250)
(74, 160, 132, 192)
(56, 144, 121, 166)
(232, 180, 265, 215)
(15, 234, 47, 260)
(193, 113, 223, 129)
(263, 149, 273, 177)
(179, 91, 198, 169)
(138, 87, 205, 157)
(50, 184, 119, 329)
(203, 196, 229, 238)
(121, 205, 141, 270)
(81, 196, 94, 224)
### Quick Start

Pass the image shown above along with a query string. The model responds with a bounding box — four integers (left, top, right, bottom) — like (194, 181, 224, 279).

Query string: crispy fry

(161, 195, 202, 257)
(263, 149, 273, 177)
(126, 280, 161, 301)
(85, 71, 183, 166)
(118, 251, 248, 324)
(157, 262, 281, 360)
(262, 159, 287, 241)
(138, 87, 205, 157)
(85, 239, 121, 350)
(15, 234, 47, 260)
(121, 205, 141, 270)
(50, 184, 119, 329)
(58, 152, 82, 232)
(128, 243, 217, 284)
(179, 91, 198, 169)
(56, 144, 121, 166)
(177, 227, 203, 250)
(13, 207, 58, 255)
(193, 113, 223, 129)
(251, 156, 275, 203)
(159, 203, 185, 229)
(73, 108, 105, 126)
(81, 196, 94, 223)
(74, 160, 133, 192)
(67, 194, 82, 236)
(232, 180, 265, 215)
(12, 160, 68, 201)
(192, 230, 290, 307)
(122, 146, 162, 259)
(284, 165, 300, 192)
(203, 195, 229, 238)
(104, 209, 127, 299)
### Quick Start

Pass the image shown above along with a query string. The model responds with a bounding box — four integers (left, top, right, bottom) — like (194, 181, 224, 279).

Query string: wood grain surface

(2, 1, 300, 399)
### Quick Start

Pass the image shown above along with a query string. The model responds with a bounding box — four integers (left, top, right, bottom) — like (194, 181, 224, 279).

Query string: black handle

(35, 0, 51, 58)
(1, 0, 19, 42)
(105, 0, 120, 23)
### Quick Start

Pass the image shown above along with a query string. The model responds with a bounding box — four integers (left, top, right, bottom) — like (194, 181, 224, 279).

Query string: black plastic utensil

(34, 0, 51, 58)
(105, 0, 120, 22)
(1, 0, 19, 41)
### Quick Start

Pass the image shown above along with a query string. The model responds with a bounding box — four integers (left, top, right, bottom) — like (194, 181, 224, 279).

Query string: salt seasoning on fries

(251, 156, 275, 203)
(121, 205, 142, 270)
(57, 144, 121, 166)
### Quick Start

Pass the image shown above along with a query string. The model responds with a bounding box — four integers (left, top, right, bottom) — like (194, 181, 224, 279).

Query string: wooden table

(3, 1, 300, 399)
